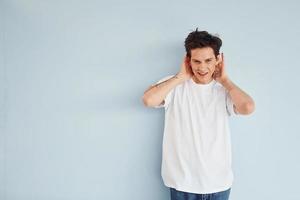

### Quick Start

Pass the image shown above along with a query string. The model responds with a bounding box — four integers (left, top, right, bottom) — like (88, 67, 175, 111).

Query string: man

(142, 28, 255, 200)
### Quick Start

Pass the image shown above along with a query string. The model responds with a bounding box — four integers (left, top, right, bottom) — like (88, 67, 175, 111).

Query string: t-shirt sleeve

(152, 75, 176, 109)
(225, 90, 237, 116)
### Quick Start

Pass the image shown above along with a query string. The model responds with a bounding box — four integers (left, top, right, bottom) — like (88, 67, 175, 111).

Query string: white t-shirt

(153, 75, 237, 194)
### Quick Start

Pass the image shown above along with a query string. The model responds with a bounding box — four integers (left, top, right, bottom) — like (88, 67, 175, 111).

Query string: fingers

(185, 56, 190, 67)
(184, 57, 189, 66)
(221, 53, 225, 70)
(221, 53, 224, 66)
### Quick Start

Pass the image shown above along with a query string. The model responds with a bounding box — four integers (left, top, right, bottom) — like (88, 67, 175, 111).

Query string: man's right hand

(142, 54, 193, 107)
(176, 54, 193, 81)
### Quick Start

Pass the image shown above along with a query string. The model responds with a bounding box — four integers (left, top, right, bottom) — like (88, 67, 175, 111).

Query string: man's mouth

(197, 72, 208, 76)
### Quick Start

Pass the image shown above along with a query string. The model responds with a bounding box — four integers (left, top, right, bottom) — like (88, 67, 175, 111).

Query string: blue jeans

(170, 187, 231, 200)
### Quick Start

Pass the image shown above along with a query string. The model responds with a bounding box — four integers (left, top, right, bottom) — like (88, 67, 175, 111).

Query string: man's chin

(192, 74, 213, 84)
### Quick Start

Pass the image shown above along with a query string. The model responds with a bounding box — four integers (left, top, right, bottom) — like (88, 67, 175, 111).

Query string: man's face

(188, 47, 221, 84)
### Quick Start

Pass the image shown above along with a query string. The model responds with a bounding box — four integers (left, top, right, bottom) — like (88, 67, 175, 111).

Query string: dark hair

(184, 28, 222, 59)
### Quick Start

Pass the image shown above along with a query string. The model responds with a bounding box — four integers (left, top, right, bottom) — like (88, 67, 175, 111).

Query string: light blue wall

(1, 0, 300, 199)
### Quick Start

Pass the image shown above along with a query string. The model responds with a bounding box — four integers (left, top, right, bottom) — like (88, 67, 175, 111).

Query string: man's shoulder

(213, 81, 227, 92)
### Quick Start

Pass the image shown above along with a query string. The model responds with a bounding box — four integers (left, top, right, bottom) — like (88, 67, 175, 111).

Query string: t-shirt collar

(189, 78, 216, 88)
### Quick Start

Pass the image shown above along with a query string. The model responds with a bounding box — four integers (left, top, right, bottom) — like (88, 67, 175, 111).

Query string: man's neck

(192, 75, 213, 85)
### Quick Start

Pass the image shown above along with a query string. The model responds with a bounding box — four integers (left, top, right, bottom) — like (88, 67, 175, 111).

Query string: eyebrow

(192, 58, 214, 62)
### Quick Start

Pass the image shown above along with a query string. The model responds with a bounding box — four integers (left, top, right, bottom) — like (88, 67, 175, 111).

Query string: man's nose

(196, 65, 207, 71)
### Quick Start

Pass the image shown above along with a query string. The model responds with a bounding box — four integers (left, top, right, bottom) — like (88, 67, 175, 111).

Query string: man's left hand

(213, 52, 229, 85)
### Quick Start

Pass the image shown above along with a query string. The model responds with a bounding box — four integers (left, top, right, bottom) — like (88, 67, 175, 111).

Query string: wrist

(220, 77, 234, 91)
(175, 73, 189, 82)
(219, 76, 230, 85)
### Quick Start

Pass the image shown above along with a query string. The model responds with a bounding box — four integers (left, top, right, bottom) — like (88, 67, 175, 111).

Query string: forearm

(142, 74, 185, 107)
(221, 78, 255, 114)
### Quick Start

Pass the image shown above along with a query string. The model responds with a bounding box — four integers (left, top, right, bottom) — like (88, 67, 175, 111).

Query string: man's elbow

(142, 95, 163, 107)
(240, 101, 255, 115)
(142, 95, 155, 107)
(142, 95, 150, 107)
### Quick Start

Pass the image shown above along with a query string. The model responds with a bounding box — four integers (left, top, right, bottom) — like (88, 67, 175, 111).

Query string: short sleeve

(152, 75, 176, 109)
(225, 90, 237, 116)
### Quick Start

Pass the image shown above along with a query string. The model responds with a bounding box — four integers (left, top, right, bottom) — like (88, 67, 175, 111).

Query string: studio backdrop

(1, 0, 300, 200)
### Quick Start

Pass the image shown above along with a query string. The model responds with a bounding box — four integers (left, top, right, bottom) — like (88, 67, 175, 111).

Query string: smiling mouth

(197, 72, 208, 76)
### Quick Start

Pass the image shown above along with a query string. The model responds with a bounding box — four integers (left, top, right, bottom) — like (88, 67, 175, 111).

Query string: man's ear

(186, 56, 191, 66)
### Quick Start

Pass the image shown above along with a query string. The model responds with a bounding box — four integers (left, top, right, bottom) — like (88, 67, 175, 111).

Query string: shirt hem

(163, 180, 233, 194)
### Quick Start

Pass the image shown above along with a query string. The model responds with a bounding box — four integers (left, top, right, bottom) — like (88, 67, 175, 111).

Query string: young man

(142, 28, 255, 200)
